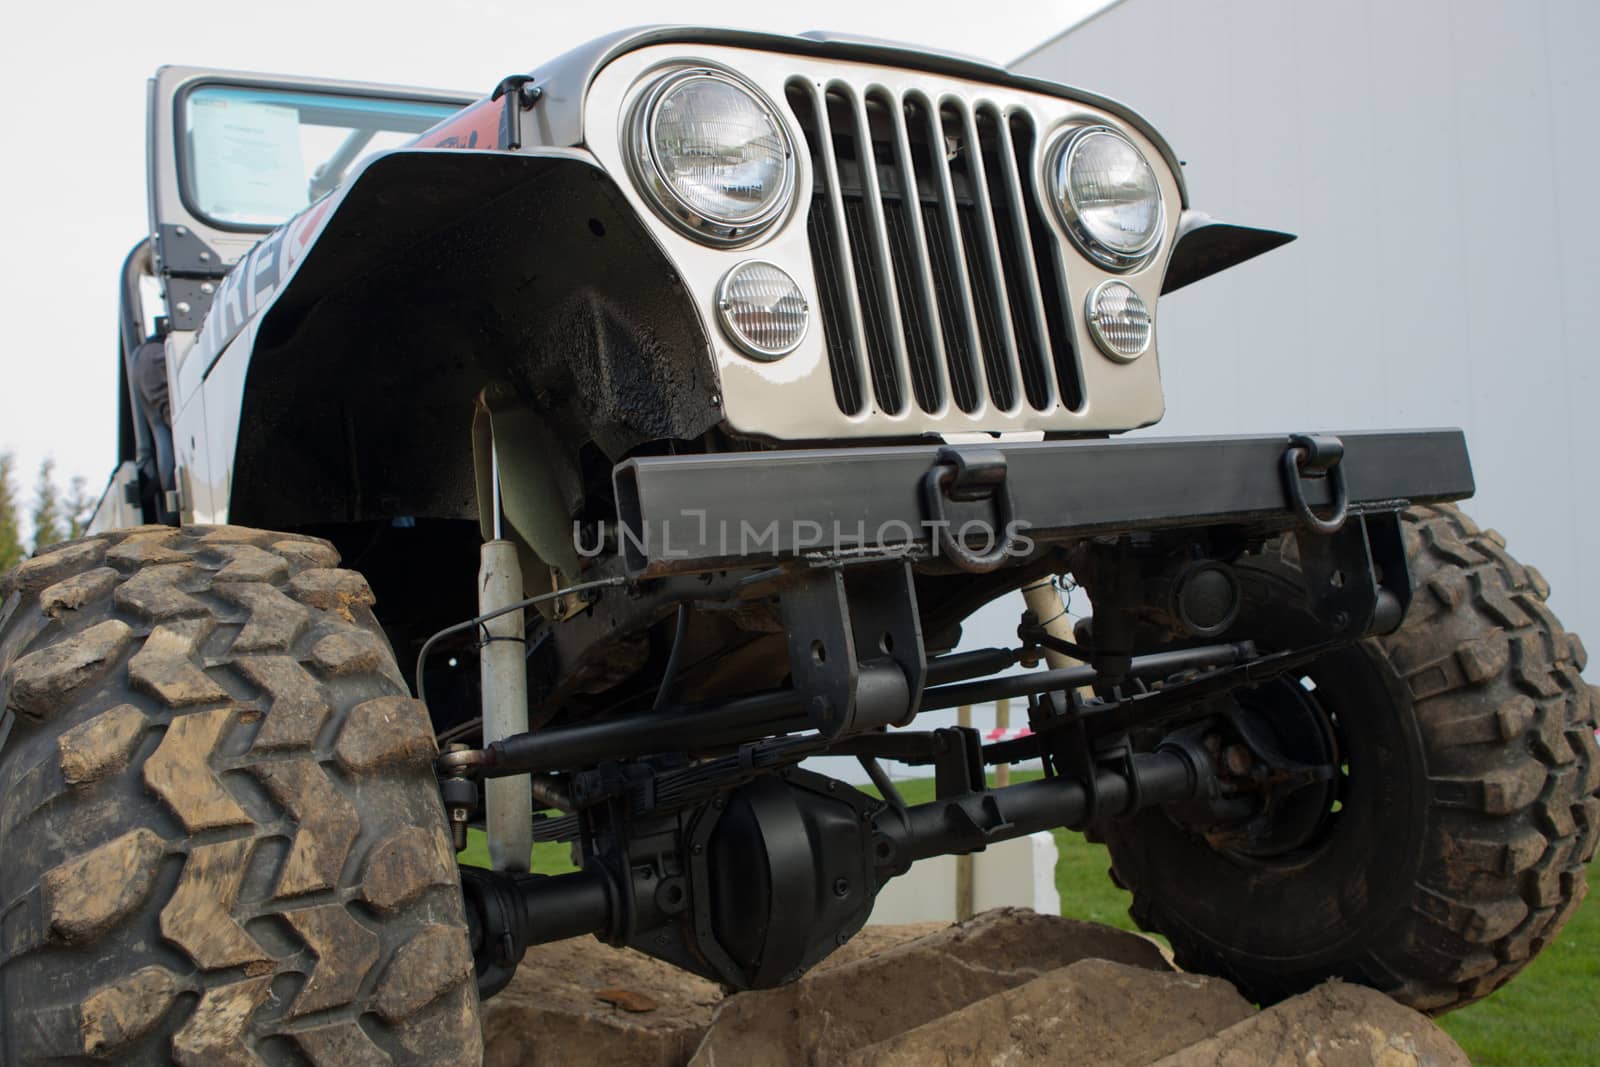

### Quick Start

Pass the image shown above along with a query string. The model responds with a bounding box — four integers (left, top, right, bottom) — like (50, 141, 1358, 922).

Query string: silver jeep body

(100, 27, 1279, 543)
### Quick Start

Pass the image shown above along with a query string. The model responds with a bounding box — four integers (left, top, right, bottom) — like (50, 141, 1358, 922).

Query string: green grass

(1436, 873, 1597, 1065)
(460, 772, 1598, 1062)
(456, 824, 576, 876)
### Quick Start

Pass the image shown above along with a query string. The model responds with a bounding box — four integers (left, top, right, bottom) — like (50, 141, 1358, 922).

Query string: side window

(180, 85, 462, 231)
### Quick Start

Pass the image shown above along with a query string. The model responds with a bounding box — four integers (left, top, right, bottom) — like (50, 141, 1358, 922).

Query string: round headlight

(630, 69, 795, 243)
(1053, 127, 1163, 269)
(1085, 280, 1153, 361)
(717, 261, 808, 359)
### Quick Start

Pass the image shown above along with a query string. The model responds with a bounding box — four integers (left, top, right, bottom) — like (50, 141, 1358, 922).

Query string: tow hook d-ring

(1280, 433, 1349, 534)
(920, 446, 1020, 573)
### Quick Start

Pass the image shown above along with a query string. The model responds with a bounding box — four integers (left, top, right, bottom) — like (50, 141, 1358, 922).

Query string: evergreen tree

(65, 475, 94, 540)
(31, 458, 65, 554)
(0, 452, 22, 572)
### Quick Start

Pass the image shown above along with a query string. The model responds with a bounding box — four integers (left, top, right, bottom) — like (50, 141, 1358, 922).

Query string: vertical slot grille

(906, 95, 982, 414)
(977, 105, 1052, 410)
(942, 102, 1019, 412)
(789, 83, 867, 415)
(804, 205, 864, 414)
(870, 88, 944, 414)
(1010, 112, 1083, 411)
(788, 77, 1085, 419)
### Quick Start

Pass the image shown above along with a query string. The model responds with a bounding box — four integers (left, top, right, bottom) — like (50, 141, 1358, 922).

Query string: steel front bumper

(613, 429, 1473, 577)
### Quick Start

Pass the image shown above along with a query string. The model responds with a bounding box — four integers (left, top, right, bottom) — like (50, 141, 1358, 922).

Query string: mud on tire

(0, 526, 481, 1064)
(1103, 504, 1600, 1014)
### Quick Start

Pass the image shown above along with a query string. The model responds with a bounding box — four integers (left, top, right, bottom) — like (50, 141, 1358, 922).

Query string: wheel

(0, 526, 482, 1064)
(1102, 504, 1600, 1013)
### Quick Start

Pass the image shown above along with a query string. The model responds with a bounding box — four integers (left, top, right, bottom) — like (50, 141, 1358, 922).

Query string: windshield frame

(173, 77, 472, 234)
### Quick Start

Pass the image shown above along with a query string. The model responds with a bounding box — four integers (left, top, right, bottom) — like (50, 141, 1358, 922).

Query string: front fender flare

(197, 147, 718, 531)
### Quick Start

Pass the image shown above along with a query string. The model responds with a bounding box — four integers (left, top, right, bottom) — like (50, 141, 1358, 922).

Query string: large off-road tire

(1103, 504, 1600, 1013)
(0, 526, 482, 1064)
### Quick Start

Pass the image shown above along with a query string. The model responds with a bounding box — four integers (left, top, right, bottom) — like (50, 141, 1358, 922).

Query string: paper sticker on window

(189, 97, 306, 225)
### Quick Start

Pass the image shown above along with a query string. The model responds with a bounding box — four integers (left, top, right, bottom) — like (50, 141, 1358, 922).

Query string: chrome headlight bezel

(1049, 125, 1165, 271)
(626, 66, 797, 246)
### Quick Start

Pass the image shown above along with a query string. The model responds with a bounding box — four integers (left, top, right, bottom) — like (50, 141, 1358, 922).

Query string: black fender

(223, 147, 718, 531)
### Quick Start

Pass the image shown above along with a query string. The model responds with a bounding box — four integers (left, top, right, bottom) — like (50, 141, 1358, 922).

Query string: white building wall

(1014, 0, 1598, 674)
(868, 832, 1061, 924)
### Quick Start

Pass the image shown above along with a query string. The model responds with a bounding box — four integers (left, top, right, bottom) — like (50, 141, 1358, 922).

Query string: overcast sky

(0, 0, 1112, 527)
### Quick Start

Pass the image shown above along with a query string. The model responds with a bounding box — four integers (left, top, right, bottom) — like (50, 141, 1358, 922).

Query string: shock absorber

(1021, 576, 1080, 670)
(480, 443, 533, 872)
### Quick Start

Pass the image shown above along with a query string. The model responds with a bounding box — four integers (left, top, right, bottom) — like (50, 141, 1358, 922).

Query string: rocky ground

(480, 908, 1469, 1066)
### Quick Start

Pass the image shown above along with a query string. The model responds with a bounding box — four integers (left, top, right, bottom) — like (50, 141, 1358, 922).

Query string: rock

(480, 916, 945, 1065)
(844, 958, 1254, 1066)
(594, 988, 661, 1013)
(1153, 980, 1471, 1067)
(815, 922, 949, 970)
(480, 937, 723, 1067)
(480, 918, 958, 1065)
(479, 910, 1472, 1067)
(689, 908, 1170, 1066)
